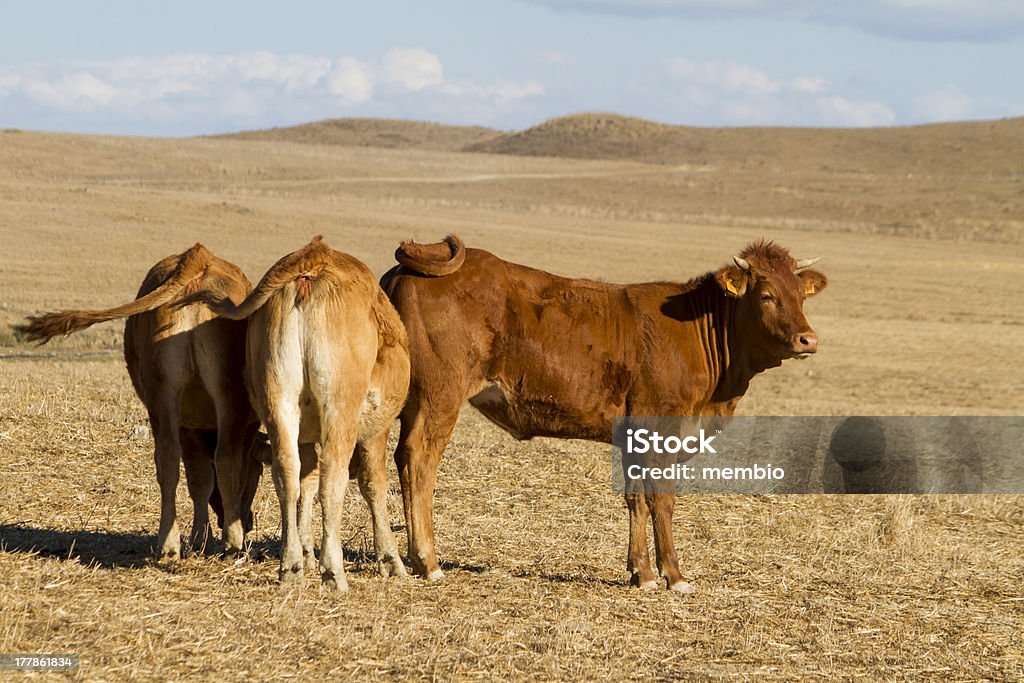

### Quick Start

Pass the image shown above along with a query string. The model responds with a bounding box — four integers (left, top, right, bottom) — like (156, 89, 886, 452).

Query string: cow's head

(714, 241, 827, 361)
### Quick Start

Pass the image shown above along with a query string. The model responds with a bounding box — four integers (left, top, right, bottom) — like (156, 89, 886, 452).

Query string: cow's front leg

(213, 422, 247, 559)
(180, 429, 215, 555)
(239, 427, 264, 537)
(648, 493, 694, 593)
(625, 493, 657, 588)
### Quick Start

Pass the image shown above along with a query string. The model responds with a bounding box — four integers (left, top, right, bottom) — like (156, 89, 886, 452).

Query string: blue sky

(0, 0, 1021, 136)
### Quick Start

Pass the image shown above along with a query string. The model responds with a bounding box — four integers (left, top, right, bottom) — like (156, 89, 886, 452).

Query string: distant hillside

(464, 112, 1024, 175)
(221, 118, 499, 152)
(223, 113, 1024, 178)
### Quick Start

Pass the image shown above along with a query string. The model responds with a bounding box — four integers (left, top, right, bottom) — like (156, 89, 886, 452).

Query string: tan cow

(194, 236, 409, 590)
(382, 236, 827, 590)
(17, 244, 264, 560)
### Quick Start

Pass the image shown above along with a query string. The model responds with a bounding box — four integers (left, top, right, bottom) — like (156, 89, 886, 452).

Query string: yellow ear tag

(725, 279, 739, 296)
(806, 283, 816, 295)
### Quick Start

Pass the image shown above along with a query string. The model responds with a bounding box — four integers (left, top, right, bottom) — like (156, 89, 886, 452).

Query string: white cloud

(662, 58, 895, 126)
(911, 84, 973, 121)
(232, 52, 332, 91)
(382, 48, 444, 91)
(327, 57, 374, 102)
(440, 79, 545, 101)
(0, 73, 21, 96)
(527, 0, 1024, 40)
(0, 49, 544, 135)
(815, 96, 896, 127)
(24, 72, 119, 110)
(666, 59, 781, 94)
(792, 76, 828, 94)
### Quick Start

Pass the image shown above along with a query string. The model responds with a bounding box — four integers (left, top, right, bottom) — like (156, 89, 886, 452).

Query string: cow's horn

(733, 256, 750, 271)
(794, 257, 821, 272)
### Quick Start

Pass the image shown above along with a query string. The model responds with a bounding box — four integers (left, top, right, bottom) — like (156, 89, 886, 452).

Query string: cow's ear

(715, 266, 749, 298)
(799, 269, 828, 297)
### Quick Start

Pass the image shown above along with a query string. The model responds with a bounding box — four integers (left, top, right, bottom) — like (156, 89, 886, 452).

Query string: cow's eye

(760, 293, 774, 303)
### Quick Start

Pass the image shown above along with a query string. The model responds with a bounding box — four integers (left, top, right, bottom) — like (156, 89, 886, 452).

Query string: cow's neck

(686, 279, 778, 412)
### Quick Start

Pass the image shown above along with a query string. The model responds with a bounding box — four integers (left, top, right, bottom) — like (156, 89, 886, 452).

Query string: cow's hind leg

(150, 387, 184, 561)
(317, 409, 359, 592)
(180, 428, 216, 555)
(394, 395, 460, 581)
(298, 443, 319, 570)
(268, 407, 305, 588)
(356, 430, 408, 578)
(648, 493, 694, 593)
(625, 493, 657, 588)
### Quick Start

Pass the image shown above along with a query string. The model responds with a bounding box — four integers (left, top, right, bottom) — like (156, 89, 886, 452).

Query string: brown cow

(17, 245, 264, 560)
(382, 236, 827, 590)
(194, 237, 410, 590)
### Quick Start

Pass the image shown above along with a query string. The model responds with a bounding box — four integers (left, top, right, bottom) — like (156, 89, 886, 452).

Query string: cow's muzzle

(792, 332, 819, 356)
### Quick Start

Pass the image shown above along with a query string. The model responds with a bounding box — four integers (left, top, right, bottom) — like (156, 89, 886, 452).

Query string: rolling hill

(220, 117, 498, 152)
(226, 112, 1024, 177)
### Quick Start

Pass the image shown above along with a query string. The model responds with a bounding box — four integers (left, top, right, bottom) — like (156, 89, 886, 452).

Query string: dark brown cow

(17, 245, 264, 560)
(382, 236, 827, 590)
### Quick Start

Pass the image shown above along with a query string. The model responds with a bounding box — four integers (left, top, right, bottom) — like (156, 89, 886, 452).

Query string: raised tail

(16, 243, 216, 344)
(394, 234, 465, 276)
(195, 235, 336, 321)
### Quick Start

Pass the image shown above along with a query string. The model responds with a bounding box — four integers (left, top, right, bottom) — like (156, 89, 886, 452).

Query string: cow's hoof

(222, 547, 247, 563)
(425, 568, 445, 582)
(669, 581, 696, 594)
(278, 565, 305, 588)
(188, 535, 212, 555)
(379, 559, 410, 579)
(156, 547, 181, 563)
(629, 571, 658, 589)
(303, 551, 318, 571)
(321, 572, 349, 592)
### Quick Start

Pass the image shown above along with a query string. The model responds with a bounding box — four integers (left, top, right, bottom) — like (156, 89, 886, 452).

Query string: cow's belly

(468, 380, 618, 442)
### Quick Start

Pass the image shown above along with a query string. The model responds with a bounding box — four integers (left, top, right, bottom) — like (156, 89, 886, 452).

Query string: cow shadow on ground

(1, 524, 627, 587)
(0, 523, 156, 569)
(512, 570, 623, 588)
(0, 523, 494, 578)
(0, 523, 281, 571)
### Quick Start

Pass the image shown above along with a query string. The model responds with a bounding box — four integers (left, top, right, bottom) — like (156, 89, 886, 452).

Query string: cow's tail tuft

(395, 234, 465, 277)
(16, 243, 214, 345)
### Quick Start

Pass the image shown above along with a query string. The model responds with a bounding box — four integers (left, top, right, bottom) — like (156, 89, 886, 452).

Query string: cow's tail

(394, 234, 465, 277)
(16, 243, 216, 344)
(193, 235, 335, 320)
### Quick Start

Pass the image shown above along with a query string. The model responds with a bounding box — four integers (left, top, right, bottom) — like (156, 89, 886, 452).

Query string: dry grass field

(1, 116, 1023, 680)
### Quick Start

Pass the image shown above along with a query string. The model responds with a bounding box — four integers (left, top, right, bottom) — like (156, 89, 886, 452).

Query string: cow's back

(242, 245, 401, 446)
(384, 248, 510, 392)
(385, 248, 643, 441)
